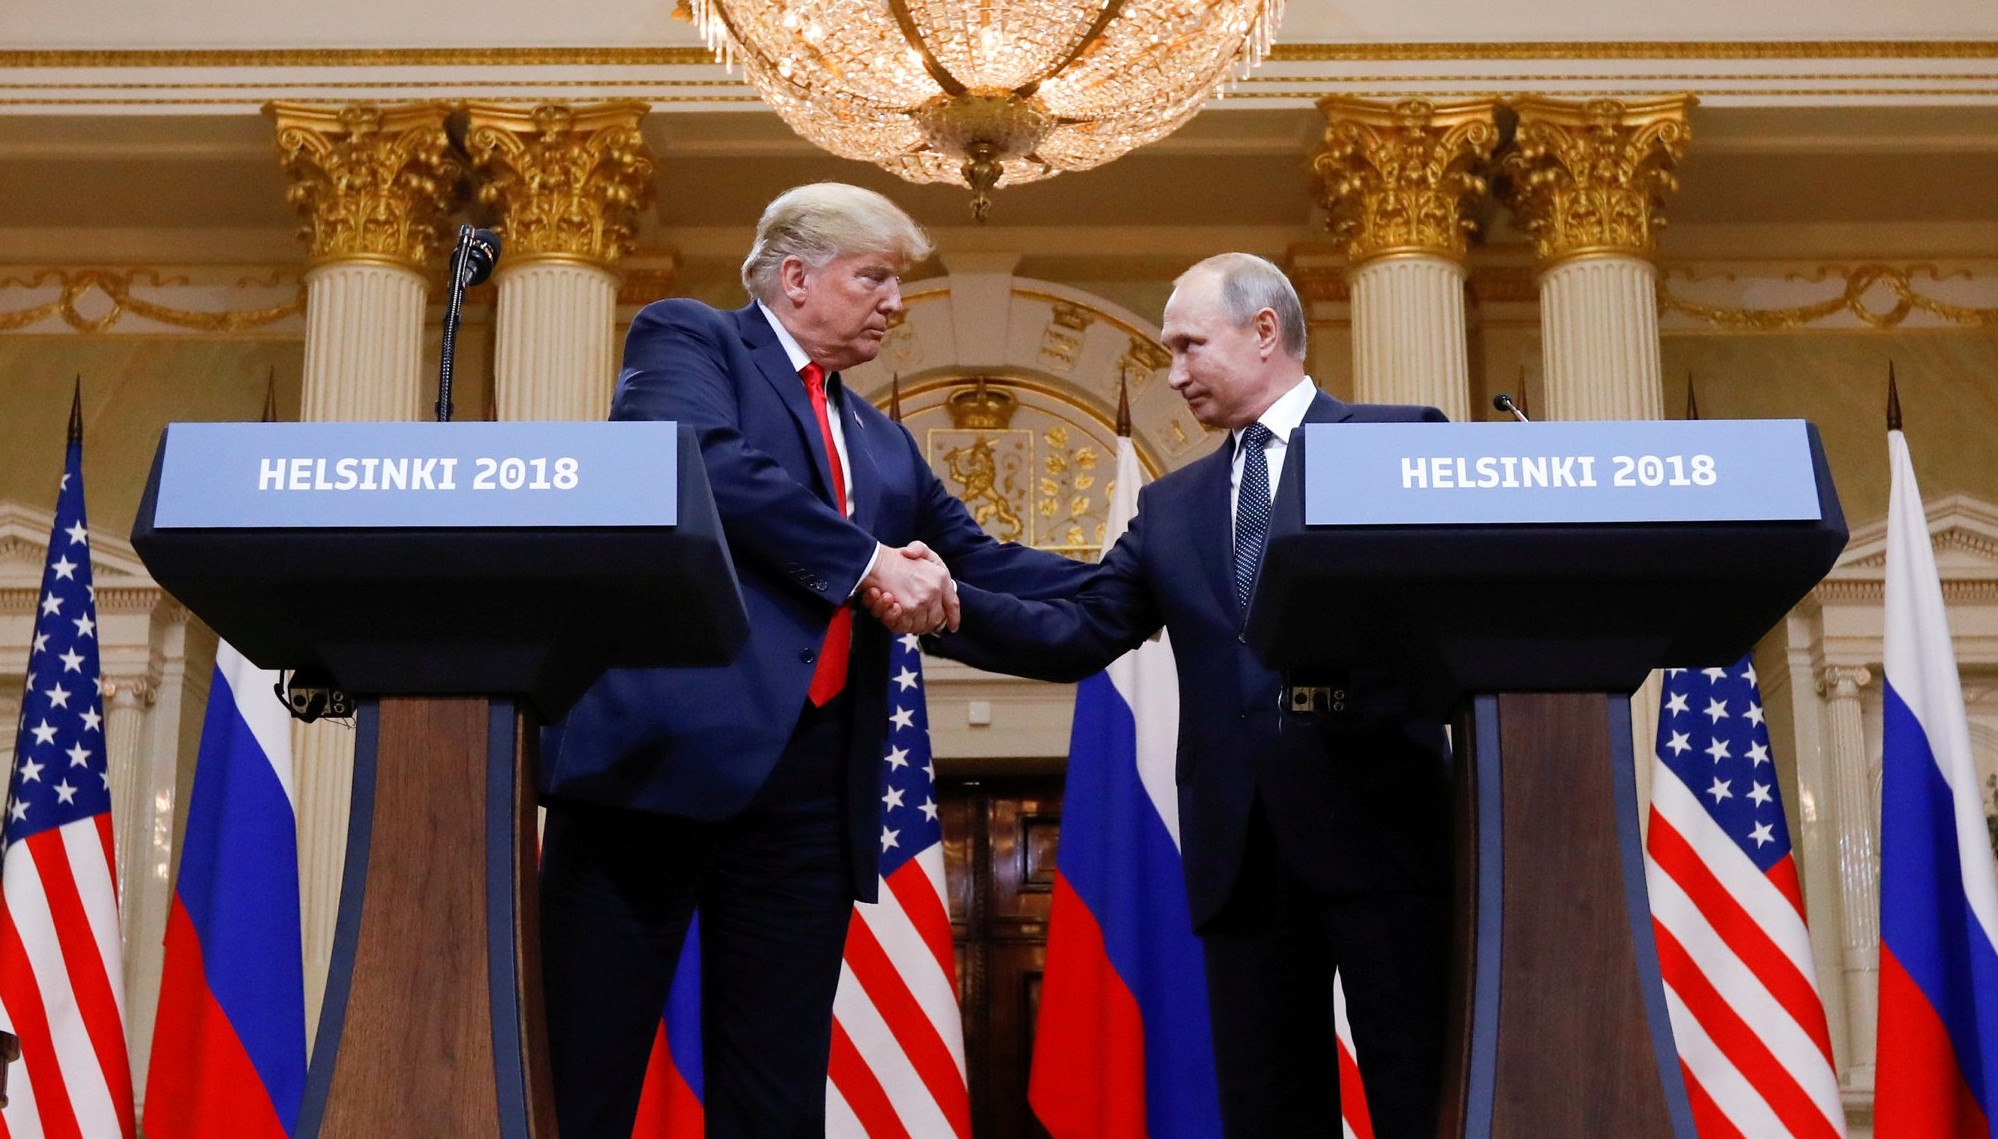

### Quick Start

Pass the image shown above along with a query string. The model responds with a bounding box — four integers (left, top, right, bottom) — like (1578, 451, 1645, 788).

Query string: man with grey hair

(539, 182, 1089, 1138)
(889, 251, 1455, 1137)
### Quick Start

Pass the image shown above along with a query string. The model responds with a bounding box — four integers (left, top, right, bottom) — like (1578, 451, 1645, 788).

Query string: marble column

(1499, 95, 1692, 771)
(269, 100, 465, 1043)
(464, 102, 656, 422)
(1312, 97, 1502, 424)
(1819, 664, 1879, 1088)
(1497, 95, 1692, 423)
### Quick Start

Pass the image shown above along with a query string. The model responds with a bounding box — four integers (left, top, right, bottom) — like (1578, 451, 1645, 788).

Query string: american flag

(1643, 658, 1844, 1138)
(826, 633, 971, 1137)
(0, 429, 136, 1139)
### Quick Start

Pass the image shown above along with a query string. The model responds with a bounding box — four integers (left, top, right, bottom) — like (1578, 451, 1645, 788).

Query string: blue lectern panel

(1301, 420, 1821, 526)
(151, 421, 676, 529)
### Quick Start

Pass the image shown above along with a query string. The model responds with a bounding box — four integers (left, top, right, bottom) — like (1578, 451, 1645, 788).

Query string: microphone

(1492, 393, 1530, 423)
(457, 227, 503, 288)
(436, 225, 503, 422)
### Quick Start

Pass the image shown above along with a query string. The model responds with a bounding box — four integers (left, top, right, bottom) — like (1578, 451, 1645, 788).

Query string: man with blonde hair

(540, 182, 1088, 1138)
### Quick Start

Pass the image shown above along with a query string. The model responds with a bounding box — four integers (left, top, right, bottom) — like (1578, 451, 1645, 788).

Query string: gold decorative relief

(0, 268, 304, 334)
(1659, 264, 1998, 330)
(1116, 337, 1171, 393)
(1036, 424, 1107, 553)
(1313, 97, 1503, 264)
(269, 101, 465, 269)
(462, 102, 656, 266)
(1498, 96, 1693, 266)
(1038, 302, 1093, 375)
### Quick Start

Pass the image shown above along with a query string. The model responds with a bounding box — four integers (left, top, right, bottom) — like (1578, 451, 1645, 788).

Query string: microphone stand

(436, 225, 501, 423)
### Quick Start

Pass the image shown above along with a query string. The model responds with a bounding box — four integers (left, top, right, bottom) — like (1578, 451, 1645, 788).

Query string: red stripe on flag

(1652, 922, 1841, 1139)
(142, 901, 289, 1139)
(0, 894, 86, 1139)
(630, 1019, 703, 1139)
(829, 1018, 912, 1139)
(1648, 815, 1836, 1066)
(31, 830, 136, 1138)
(841, 912, 972, 1138)
(1028, 875, 1147, 1139)
(1877, 942, 1992, 1139)
(1765, 852, 1808, 922)
(1678, 1061, 1750, 1139)
(1336, 1036, 1375, 1139)
(884, 861, 955, 988)
(93, 815, 118, 905)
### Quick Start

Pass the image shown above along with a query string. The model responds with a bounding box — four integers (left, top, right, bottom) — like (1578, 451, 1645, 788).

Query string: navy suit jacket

(542, 299, 1090, 897)
(934, 392, 1455, 927)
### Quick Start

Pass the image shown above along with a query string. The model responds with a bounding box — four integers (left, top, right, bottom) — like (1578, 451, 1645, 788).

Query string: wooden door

(939, 774, 1062, 1139)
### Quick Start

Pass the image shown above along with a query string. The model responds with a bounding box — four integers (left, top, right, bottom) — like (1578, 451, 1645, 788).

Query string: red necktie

(801, 362, 851, 705)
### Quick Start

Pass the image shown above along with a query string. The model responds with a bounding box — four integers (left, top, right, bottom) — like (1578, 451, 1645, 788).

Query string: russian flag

(142, 642, 306, 1139)
(631, 913, 704, 1137)
(1027, 435, 1222, 1139)
(1878, 428, 1998, 1138)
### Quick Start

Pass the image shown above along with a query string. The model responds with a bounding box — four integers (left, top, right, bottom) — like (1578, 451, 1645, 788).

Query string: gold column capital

(1311, 97, 1504, 266)
(462, 101, 657, 267)
(268, 101, 466, 270)
(1498, 95, 1694, 267)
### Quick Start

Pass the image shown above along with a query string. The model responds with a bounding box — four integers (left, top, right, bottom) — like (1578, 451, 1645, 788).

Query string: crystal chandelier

(682, 0, 1286, 219)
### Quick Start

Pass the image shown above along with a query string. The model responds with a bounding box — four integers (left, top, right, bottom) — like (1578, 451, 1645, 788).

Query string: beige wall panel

(1661, 329, 1998, 527)
(0, 337, 303, 542)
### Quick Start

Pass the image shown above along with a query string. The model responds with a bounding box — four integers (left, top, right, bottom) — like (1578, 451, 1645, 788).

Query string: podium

(131, 420, 747, 1139)
(1244, 419, 1847, 1138)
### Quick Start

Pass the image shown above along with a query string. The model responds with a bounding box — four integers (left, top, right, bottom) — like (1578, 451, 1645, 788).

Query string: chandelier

(682, 0, 1285, 219)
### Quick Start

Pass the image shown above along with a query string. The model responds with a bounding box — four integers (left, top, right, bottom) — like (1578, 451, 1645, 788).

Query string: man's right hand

(858, 542, 959, 635)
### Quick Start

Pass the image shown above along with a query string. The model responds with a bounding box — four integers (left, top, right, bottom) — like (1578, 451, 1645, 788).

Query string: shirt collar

(1232, 376, 1319, 451)
(757, 301, 814, 374)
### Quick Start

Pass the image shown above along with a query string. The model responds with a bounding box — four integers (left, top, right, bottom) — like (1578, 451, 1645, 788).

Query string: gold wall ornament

(1312, 97, 1503, 265)
(679, 0, 1284, 219)
(268, 101, 465, 270)
(0, 268, 305, 334)
(1658, 264, 1998, 330)
(462, 102, 656, 266)
(1497, 95, 1693, 267)
(1037, 302, 1094, 375)
(1116, 337, 1171, 392)
(946, 378, 1020, 431)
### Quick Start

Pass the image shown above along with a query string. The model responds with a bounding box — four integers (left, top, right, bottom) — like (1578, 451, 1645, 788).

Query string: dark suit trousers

(539, 695, 856, 1139)
(1200, 800, 1452, 1139)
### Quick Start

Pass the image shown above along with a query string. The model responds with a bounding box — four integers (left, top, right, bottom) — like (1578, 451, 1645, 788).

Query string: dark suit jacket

(541, 299, 1090, 897)
(934, 392, 1454, 926)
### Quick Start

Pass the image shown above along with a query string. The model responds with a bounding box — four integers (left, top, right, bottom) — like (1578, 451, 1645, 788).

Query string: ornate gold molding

(6, 42, 1997, 70)
(617, 266, 680, 306)
(269, 101, 465, 270)
(0, 268, 304, 334)
(1659, 265, 1998, 330)
(1312, 97, 1503, 265)
(462, 102, 656, 267)
(1498, 95, 1693, 266)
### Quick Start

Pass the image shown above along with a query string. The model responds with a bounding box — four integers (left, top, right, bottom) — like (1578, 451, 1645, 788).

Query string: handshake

(857, 541, 959, 636)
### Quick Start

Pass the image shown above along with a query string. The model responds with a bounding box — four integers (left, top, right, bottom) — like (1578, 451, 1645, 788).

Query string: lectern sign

(1301, 419, 1821, 526)
(150, 421, 678, 529)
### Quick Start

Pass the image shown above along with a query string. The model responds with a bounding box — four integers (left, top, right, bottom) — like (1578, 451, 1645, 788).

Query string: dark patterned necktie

(1233, 422, 1275, 610)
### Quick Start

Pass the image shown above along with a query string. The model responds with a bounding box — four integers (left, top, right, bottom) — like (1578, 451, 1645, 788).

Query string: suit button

(800, 649, 817, 664)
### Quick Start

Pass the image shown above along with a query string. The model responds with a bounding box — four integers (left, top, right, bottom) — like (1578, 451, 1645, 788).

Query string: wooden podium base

(296, 697, 556, 1139)
(1441, 693, 1699, 1138)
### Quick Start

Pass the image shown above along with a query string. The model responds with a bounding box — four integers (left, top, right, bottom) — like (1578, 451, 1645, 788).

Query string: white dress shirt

(1228, 375, 1320, 526)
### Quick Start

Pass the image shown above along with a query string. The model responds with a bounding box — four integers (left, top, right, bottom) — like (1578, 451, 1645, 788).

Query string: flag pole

(889, 372, 903, 424)
(263, 366, 279, 424)
(1684, 372, 1698, 421)
(1887, 360, 1902, 432)
(69, 375, 82, 445)
(1115, 373, 1130, 438)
